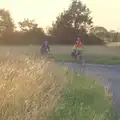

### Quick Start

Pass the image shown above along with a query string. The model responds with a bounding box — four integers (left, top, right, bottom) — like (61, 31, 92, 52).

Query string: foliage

(0, 9, 15, 36)
(90, 26, 109, 42)
(18, 18, 38, 32)
(0, 2, 109, 45)
(90, 27, 120, 43)
(47, 71, 116, 120)
(108, 30, 119, 42)
(48, 0, 93, 43)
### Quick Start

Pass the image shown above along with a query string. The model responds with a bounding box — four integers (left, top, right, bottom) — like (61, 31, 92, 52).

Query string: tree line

(0, 0, 119, 45)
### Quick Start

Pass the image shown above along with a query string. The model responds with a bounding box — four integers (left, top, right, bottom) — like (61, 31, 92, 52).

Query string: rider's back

(44, 40, 50, 52)
(44, 41, 48, 48)
(41, 40, 50, 52)
(76, 39, 83, 51)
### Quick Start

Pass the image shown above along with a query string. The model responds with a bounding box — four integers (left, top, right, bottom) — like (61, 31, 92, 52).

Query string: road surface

(56, 62, 120, 112)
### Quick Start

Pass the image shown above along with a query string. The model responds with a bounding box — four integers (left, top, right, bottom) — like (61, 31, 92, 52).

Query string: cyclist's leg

(71, 51, 75, 59)
(75, 50, 79, 60)
(75, 50, 78, 60)
(77, 50, 82, 61)
(74, 51, 77, 60)
(44, 47, 49, 55)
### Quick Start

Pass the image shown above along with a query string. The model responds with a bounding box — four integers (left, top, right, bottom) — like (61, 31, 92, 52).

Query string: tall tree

(18, 19, 38, 32)
(0, 9, 14, 36)
(48, 0, 92, 43)
(18, 18, 45, 44)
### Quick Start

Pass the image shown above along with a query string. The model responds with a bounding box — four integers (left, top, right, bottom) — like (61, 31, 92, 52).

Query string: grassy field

(52, 54, 120, 65)
(0, 45, 119, 56)
(50, 45, 120, 65)
(0, 55, 117, 120)
(0, 45, 119, 65)
(51, 45, 120, 56)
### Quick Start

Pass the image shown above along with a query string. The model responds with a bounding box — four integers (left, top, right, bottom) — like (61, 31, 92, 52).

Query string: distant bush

(46, 34, 105, 45)
(0, 32, 104, 45)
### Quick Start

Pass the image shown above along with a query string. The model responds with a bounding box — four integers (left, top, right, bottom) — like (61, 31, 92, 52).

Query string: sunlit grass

(0, 55, 66, 120)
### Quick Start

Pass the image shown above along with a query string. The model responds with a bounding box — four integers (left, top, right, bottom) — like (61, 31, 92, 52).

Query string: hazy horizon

(0, 0, 120, 31)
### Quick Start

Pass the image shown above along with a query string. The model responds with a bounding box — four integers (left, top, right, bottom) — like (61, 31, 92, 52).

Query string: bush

(0, 32, 104, 45)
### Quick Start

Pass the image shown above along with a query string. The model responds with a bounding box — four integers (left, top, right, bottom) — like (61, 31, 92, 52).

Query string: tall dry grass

(0, 55, 66, 120)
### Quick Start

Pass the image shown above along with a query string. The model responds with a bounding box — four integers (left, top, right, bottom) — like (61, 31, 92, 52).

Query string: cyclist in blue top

(40, 40, 50, 55)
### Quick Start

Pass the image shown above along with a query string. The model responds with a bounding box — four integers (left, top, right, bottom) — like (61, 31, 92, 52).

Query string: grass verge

(47, 70, 118, 120)
(0, 55, 118, 120)
(49, 54, 120, 65)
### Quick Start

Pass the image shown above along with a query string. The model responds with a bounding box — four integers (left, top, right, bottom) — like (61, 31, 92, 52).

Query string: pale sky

(0, 0, 120, 31)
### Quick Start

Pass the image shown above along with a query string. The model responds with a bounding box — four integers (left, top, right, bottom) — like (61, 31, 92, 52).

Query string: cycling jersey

(75, 40, 83, 51)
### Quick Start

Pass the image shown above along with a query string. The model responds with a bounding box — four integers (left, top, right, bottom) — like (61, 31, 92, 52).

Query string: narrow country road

(56, 62, 120, 112)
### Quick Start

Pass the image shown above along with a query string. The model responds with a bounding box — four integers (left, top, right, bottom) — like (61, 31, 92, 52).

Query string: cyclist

(40, 40, 50, 55)
(71, 37, 83, 60)
(76, 38, 83, 58)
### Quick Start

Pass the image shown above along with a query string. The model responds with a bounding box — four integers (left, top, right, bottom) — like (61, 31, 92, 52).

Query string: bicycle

(40, 45, 50, 56)
(71, 50, 86, 73)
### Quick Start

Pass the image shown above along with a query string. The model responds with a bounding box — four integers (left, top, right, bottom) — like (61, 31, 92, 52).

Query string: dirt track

(57, 62, 120, 112)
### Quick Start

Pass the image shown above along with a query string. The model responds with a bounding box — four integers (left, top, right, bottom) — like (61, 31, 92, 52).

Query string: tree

(90, 26, 108, 33)
(0, 9, 14, 36)
(90, 26, 109, 42)
(48, 0, 93, 44)
(19, 19, 46, 44)
(109, 30, 120, 42)
(18, 18, 38, 32)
